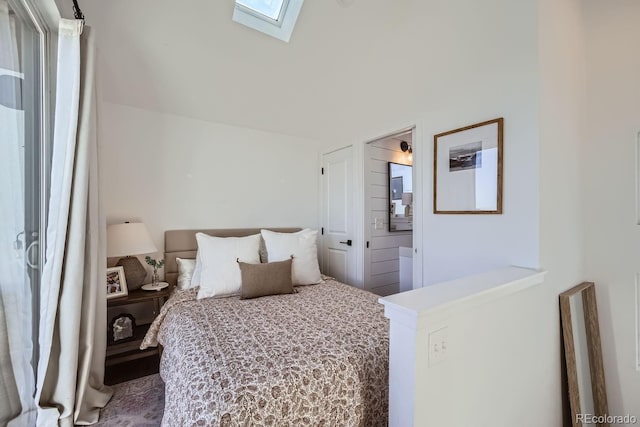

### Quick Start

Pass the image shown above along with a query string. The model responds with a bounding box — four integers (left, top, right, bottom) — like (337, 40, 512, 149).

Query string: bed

(140, 228, 389, 426)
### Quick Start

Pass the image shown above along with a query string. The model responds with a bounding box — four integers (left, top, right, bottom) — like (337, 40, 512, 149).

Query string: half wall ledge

(379, 266, 547, 329)
(378, 266, 547, 427)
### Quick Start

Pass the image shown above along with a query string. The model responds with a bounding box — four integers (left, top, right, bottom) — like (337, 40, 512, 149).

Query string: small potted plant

(144, 256, 164, 288)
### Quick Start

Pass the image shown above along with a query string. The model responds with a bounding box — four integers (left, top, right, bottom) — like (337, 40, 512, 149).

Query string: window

(232, 0, 304, 42)
(236, 0, 286, 21)
(0, 0, 53, 423)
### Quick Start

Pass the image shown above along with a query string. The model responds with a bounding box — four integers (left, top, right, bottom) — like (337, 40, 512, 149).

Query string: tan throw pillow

(239, 258, 294, 300)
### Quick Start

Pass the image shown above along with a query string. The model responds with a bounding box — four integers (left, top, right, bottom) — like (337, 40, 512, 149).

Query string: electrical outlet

(428, 327, 448, 366)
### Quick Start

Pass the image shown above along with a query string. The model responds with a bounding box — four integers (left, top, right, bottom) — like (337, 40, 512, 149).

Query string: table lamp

(107, 222, 157, 290)
(402, 192, 413, 217)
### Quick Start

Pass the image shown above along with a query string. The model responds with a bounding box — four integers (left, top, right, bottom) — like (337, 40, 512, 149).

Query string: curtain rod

(72, 0, 85, 20)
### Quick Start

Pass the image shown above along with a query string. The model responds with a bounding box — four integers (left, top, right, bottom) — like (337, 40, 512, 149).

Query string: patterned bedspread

(141, 278, 389, 426)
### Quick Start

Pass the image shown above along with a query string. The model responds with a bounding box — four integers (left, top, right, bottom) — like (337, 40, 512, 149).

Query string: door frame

(320, 121, 425, 291)
(359, 124, 423, 290)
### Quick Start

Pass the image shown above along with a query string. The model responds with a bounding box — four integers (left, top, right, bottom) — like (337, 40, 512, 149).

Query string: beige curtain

(36, 21, 112, 426)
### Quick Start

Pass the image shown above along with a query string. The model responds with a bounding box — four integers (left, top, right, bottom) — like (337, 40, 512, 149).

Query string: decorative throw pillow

(239, 258, 294, 299)
(260, 229, 322, 285)
(176, 258, 196, 290)
(195, 233, 261, 299)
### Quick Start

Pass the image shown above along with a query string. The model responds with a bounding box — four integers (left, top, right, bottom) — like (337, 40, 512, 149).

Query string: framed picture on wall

(433, 118, 504, 214)
(391, 176, 403, 200)
(106, 266, 128, 299)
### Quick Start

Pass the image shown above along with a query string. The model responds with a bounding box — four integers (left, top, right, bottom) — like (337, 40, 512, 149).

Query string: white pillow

(261, 229, 322, 285)
(195, 233, 261, 299)
(176, 258, 196, 290)
(190, 252, 202, 288)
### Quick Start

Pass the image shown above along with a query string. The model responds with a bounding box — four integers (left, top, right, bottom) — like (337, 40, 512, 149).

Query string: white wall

(381, 268, 547, 427)
(534, 0, 586, 425)
(414, 37, 540, 284)
(74, 0, 545, 146)
(99, 102, 323, 255)
(582, 0, 640, 418)
(537, 0, 587, 424)
(336, 0, 542, 288)
(363, 137, 413, 296)
(418, 109, 539, 285)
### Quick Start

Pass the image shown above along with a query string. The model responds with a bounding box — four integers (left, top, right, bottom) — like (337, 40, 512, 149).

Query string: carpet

(96, 374, 164, 426)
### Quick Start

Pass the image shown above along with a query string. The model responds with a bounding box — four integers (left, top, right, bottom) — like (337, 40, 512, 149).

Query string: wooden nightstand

(105, 286, 172, 383)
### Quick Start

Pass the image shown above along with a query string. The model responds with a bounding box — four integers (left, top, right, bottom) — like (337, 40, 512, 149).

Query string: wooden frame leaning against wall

(559, 282, 609, 427)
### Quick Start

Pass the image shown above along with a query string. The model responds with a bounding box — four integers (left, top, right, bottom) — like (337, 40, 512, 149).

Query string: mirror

(388, 162, 412, 232)
(560, 282, 608, 427)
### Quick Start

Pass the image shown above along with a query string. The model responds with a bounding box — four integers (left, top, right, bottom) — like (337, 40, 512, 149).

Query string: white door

(321, 146, 357, 285)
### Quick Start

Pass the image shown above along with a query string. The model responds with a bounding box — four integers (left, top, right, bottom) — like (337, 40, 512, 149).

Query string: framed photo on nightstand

(106, 266, 128, 299)
(108, 313, 136, 344)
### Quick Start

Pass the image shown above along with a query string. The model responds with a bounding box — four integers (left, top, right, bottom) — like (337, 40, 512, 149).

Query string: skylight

(233, 0, 304, 43)
(236, 0, 286, 21)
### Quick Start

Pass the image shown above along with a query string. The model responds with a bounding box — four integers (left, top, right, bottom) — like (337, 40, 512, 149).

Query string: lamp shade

(107, 222, 158, 257)
(401, 192, 413, 206)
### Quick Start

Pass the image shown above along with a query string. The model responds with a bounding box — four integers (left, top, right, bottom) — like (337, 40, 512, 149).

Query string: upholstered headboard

(164, 228, 301, 287)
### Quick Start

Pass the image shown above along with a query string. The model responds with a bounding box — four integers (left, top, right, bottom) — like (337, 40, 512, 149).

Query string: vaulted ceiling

(68, 0, 534, 141)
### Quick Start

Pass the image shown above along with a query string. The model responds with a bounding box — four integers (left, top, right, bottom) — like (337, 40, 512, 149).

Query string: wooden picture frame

(433, 118, 503, 214)
(559, 282, 609, 427)
(106, 266, 128, 300)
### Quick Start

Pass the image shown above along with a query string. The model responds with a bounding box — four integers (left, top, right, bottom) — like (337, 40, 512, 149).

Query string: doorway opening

(362, 128, 416, 296)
